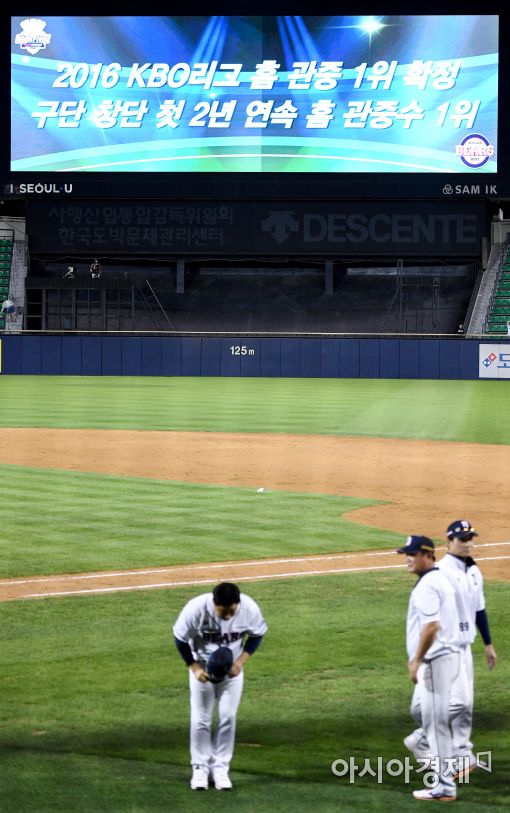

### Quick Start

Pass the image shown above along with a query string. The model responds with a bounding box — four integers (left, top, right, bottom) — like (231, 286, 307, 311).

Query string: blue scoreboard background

(10, 14, 499, 174)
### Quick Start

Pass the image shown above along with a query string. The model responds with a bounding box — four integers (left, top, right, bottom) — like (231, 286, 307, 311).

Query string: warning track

(1, 542, 509, 602)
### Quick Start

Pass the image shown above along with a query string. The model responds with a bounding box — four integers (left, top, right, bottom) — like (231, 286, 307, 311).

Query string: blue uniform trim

(174, 636, 195, 666)
(475, 609, 492, 645)
(451, 554, 476, 569)
(243, 634, 264, 655)
(412, 566, 439, 590)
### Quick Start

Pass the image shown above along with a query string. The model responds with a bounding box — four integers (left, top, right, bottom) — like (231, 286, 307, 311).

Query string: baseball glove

(206, 647, 233, 683)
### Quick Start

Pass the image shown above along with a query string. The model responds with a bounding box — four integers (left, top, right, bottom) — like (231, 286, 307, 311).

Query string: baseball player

(173, 582, 267, 791)
(397, 535, 461, 802)
(404, 520, 497, 781)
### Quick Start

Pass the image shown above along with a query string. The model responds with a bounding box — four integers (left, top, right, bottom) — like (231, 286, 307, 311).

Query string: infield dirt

(0, 427, 509, 599)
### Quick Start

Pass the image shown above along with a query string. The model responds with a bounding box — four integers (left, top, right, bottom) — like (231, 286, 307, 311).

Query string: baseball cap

(396, 535, 435, 555)
(446, 520, 478, 540)
(206, 647, 233, 682)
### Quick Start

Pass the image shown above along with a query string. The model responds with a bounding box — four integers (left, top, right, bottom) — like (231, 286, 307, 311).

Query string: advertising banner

(479, 343, 510, 378)
(26, 200, 485, 255)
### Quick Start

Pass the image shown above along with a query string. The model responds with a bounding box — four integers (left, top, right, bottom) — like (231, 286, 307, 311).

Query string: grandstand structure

(0, 230, 14, 331)
(2, 212, 510, 340)
(483, 248, 510, 336)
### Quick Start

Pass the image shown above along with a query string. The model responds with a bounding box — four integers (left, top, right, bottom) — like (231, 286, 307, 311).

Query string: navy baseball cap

(446, 520, 478, 540)
(206, 647, 233, 682)
(396, 535, 435, 555)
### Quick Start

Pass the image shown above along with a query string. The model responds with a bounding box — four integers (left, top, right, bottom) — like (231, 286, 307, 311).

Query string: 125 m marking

(230, 346, 255, 356)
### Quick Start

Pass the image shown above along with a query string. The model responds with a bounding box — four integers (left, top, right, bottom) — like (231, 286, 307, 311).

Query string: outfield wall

(1, 335, 509, 379)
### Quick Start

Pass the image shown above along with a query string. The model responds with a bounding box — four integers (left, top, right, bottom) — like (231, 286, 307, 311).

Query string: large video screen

(11, 15, 498, 173)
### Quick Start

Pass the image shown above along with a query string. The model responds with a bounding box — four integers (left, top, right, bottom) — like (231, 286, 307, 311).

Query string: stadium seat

(491, 306, 510, 315)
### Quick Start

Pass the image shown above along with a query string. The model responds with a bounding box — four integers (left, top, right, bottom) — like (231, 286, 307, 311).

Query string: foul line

(23, 563, 408, 599)
(19, 554, 510, 599)
(0, 549, 406, 586)
(2, 540, 510, 588)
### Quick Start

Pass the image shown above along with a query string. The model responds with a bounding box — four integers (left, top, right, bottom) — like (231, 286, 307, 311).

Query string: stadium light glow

(358, 17, 384, 36)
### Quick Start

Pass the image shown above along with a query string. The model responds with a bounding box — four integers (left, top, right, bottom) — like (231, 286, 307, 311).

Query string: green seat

(491, 307, 510, 315)
(487, 325, 507, 334)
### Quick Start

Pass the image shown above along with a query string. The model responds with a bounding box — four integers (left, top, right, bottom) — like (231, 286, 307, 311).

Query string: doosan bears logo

(455, 134, 494, 169)
(15, 18, 52, 55)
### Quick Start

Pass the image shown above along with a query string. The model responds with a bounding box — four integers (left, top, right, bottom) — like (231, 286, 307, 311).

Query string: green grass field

(1, 376, 509, 812)
(0, 376, 509, 443)
(1, 576, 508, 812)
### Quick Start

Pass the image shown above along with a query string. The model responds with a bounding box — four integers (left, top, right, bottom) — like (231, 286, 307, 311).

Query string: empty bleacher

(0, 232, 14, 331)
(484, 242, 510, 336)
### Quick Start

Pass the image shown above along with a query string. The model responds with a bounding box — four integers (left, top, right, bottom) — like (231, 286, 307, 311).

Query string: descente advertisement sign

(26, 200, 485, 256)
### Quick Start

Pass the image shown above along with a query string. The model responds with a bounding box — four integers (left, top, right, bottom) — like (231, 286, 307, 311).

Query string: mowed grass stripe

(1, 376, 510, 443)
(0, 574, 508, 812)
(0, 465, 395, 578)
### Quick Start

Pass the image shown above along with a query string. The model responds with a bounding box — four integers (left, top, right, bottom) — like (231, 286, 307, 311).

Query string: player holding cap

(397, 535, 461, 802)
(404, 520, 497, 782)
(173, 582, 267, 791)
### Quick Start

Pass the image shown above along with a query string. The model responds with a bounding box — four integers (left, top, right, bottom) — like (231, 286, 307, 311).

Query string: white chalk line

(18, 554, 510, 600)
(23, 563, 408, 599)
(0, 550, 402, 586)
(3, 540, 510, 588)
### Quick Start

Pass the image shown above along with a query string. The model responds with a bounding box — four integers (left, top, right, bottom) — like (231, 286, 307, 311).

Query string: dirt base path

(0, 427, 509, 601)
(1, 543, 509, 602)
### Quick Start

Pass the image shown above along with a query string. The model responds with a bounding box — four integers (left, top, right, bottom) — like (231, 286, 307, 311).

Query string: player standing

(173, 582, 267, 791)
(397, 535, 461, 802)
(404, 520, 497, 781)
(441, 519, 497, 775)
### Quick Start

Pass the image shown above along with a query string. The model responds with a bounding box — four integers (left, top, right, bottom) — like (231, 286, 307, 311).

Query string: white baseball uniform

(438, 553, 485, 761)
(406, 567, 461, 798)
(173, 592, 267, 771)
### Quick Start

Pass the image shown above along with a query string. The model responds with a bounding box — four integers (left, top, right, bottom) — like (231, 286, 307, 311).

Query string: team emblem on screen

(15, 19, 52, 55)
(455, 134, 494, 169)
